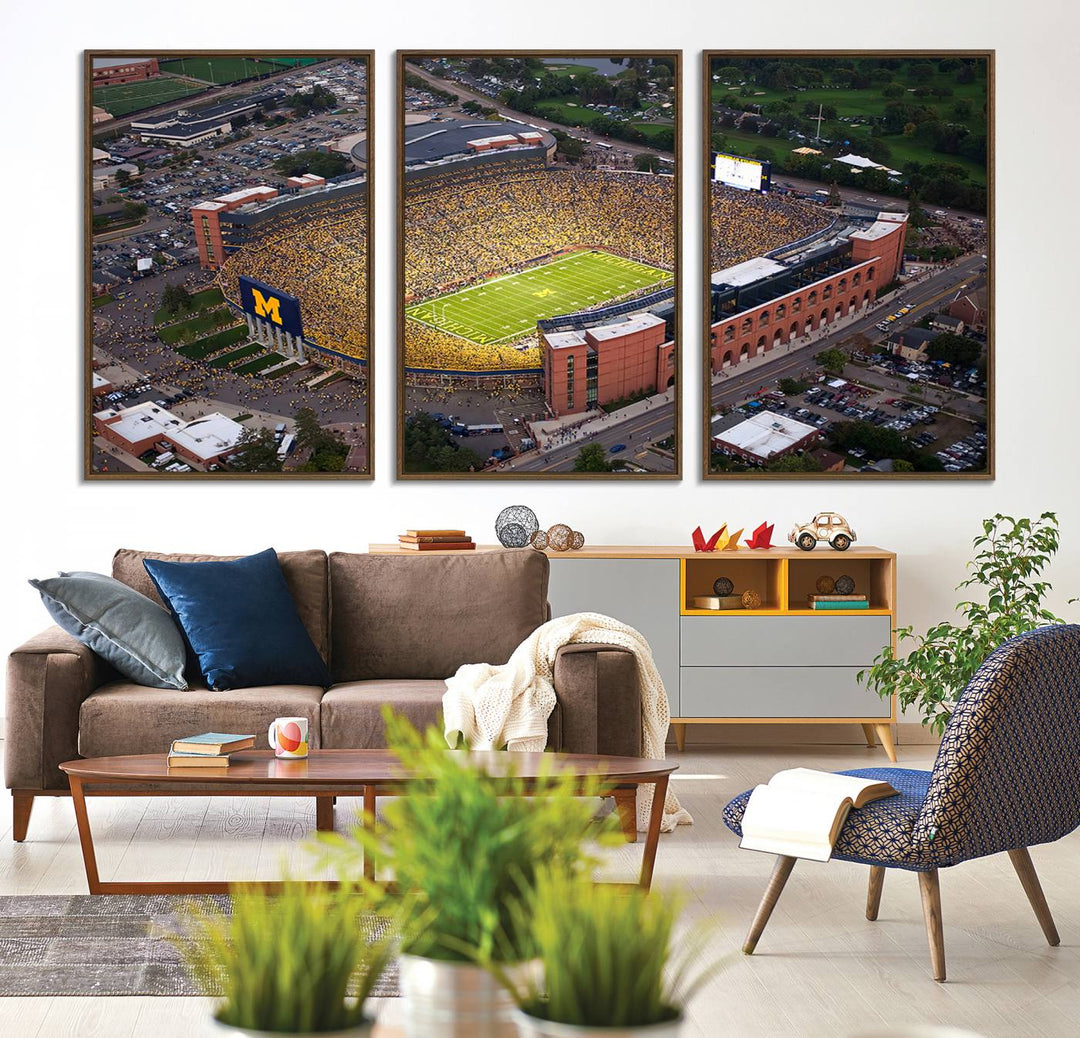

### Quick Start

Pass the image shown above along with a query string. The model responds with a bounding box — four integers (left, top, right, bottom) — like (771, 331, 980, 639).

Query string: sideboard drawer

(679, 666, 891, 719)
(680, 615, 892, 668)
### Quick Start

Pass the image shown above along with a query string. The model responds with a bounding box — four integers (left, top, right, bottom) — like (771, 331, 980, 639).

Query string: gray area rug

(0, 895, 399, 997)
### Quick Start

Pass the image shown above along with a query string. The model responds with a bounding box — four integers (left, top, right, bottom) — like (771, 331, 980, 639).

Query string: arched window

(808, 290, 818, 305)
(741, 317, 753, 333)
(867, 266, 876, 281)
(792, 297, 802, 313)
(823, 285, 833, 300)
(821, 308, 830, 324)
(853, 272, 862, 286)
(759, 310, 770, 326)
(776, 303, 787, 319)
(724, 326, 735, 343)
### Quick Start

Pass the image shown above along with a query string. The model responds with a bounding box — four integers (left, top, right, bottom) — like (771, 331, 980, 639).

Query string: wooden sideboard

(367, 544, 898, 760)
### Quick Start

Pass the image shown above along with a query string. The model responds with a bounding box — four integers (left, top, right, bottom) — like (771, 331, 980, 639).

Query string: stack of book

(807, 594, 870, 611)
(397, 529, 475, 551)
(167, 732, 255, 768)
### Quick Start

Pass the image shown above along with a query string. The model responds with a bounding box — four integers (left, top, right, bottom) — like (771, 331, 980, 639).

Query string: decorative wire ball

(570, 530, 585, 550)
(741, 589, 762, 609)
(834, 574, 856, 595)
(816, 575, 836, 594)
(547, 524, 574, 552)
(495, 506, 539, 548)
(530, 529, 549, 551)
(713, 576, 735, 597)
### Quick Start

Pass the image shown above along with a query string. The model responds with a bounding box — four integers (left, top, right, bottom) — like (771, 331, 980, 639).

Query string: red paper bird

(745, 522, 775, 549)
(692, 525, 727, 552)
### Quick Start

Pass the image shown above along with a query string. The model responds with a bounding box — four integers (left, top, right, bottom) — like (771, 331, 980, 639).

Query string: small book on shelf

(692, 595, 744, 610)
(404, 529, 466, 537)
(167, 751, 231, 768)
(170, 733, 255, 756)
(397, 538, 475, 551)
(399, 534, 474, 543)
(739, 768, 898, 862)
(807, 596, 870, 610)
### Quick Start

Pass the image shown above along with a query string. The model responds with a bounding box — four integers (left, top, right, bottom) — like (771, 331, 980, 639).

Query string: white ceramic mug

(268, 716, 309, 759)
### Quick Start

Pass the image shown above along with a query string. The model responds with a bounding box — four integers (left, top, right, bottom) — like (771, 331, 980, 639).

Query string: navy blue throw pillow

(142, 548, 332, 691)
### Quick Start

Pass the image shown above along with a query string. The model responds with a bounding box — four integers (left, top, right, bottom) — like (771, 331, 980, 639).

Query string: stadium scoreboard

(238, 275, 305, 339)
(712, 152, 771, 192)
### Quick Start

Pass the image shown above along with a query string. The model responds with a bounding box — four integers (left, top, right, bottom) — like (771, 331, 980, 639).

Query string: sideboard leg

(672, 723, 687, 752)
(874, 723, 898, 762)
(860, 723, 877, 748)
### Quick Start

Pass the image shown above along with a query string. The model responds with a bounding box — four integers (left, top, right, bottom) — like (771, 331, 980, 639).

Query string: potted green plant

(314, 711, 619, 1038)
(860, 513, 1071, 733)
(500, 870, 720, 1037)
(175, 880, 393, 1036)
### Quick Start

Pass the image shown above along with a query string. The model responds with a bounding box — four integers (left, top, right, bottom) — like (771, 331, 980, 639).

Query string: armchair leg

(12, 792, 34, 842)
(866, 865, 885, 920)
(917, 869, 946, 982)
(743, 855, 797, 955)
(1008, 847, 1060, 946)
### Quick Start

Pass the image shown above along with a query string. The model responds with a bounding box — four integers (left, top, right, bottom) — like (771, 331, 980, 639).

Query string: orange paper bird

(692, 525, 727, 552)
(722, 528, 744, 551)
(745, 522, 775, 549)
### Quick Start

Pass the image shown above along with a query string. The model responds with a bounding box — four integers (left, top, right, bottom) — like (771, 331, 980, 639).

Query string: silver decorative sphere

(495, 505, 539, 548)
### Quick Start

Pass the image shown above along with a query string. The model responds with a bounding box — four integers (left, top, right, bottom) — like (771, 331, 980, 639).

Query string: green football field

(158, 57, 297, 85)
(405, 250, 672, 346)
(92, 77, 206, 117)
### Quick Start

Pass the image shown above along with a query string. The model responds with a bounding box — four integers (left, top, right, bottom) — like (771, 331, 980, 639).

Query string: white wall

(2, 1, 1079, 718)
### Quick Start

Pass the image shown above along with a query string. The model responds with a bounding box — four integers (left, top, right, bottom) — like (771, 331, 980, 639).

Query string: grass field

(153, 287, 224, 326)
(159, 57, 303, 84)
(405, 250, 671, 346)
(93, 78, 205, 118)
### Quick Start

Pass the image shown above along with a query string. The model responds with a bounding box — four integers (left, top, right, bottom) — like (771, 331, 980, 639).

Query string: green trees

(814, 347, 848, 375)
(293, 407, 349, 472)
(634, 153, 662, 173)
(273, 150, 349, 179)
(572, 444, 615, 472)
(161, 283, 193, 318)
(926, 333, 982, 368)
(403, 413, 485, 473)
(227, 427, 283, 473)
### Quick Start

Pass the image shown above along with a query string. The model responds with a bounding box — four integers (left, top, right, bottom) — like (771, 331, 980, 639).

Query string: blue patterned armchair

(723, 624, 1080, 981)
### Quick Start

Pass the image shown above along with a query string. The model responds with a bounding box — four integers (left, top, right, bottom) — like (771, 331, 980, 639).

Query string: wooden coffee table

(59, 749, 676, 895)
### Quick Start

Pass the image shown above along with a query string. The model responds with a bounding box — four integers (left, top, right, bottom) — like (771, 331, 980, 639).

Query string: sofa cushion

(321, 680, 561, 750)
(112, 549, 330, 663)
(79, 681, 323, 758)
(329, 550, 549, 681)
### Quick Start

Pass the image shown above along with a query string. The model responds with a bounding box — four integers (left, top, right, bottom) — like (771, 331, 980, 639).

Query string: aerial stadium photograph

(703, 52, 992, 479)
(85, 51, 373, 478)
(395, 51, 680, 478)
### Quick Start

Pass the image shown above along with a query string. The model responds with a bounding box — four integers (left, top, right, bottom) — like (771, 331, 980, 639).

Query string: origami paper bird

(692, 525, 726, 552)
(745, 522, 775, 549)
(722, 528, 744, 551)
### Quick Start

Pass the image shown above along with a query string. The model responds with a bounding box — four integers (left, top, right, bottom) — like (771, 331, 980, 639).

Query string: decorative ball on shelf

(530, 529, 549, 551)
(570, 530, 586, 550)
(713, 576, 735, 597)
(495, 505, 539, 549)
(741, 589, 761, 609)
(815, 575, 836, 594)
(547, 523, 574, 552)
(834, 574, 856, 595)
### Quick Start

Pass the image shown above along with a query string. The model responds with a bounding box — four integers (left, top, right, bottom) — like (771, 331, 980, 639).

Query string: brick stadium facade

(191, 187, 280, 270)
(542, 312, 674, 416)
(710, 213, 907, 373)
(91, 58, 160, 86)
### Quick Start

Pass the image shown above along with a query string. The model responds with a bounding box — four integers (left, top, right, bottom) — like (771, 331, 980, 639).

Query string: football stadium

(401, 140, 676, 381)
(197, 178, 370, 373)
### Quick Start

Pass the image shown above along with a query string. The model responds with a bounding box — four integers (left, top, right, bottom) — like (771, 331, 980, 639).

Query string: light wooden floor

(1, 740, 1077, 1038)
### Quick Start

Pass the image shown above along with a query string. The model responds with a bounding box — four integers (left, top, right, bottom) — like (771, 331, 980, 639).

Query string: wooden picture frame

(702, 51, 994, 480)
(85, 50, 374, 479)
(397, 50, 682, 479)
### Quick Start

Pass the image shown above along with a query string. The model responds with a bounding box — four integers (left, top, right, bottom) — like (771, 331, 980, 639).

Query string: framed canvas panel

(85, 51, 374, 478)
(703, 51, 993, 479)
(397, 51, 681, 479)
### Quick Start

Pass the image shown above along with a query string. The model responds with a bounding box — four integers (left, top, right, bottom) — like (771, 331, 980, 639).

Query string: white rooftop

(95, 402, 181, 444)
(542, 329, 588, 350)
(851, 212, 909, 242)
(588, 312, 665, 341)
(711, 256, 786, 288)
(92, 372, 110, 390)
(96, 402, 244, 462)
(836, 153, 901, 176)
(215, 186, 276, 205)
(467, 134, 521, 147)
(170, 412, 245, 462)
(713, 411, 818, 461)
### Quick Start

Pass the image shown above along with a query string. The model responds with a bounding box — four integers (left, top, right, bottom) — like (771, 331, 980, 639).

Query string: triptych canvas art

(85, 50, 992, 480)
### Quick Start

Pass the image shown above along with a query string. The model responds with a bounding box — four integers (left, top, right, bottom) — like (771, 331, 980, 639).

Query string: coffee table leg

(638, 775, 669, 891)
(315, 796, 335, 832)
(363, 785, 376, 881)
(69, 778, 102, 895)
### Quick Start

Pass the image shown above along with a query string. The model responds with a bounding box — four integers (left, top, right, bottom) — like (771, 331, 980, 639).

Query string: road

(773, 175, 984, 223)
(404, 63, 674, 161)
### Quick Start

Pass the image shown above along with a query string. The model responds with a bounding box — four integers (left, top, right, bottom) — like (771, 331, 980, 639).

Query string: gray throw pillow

(29, 571, 188, 690)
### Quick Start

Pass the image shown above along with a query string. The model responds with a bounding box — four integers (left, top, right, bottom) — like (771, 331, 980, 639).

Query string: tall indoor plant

(315, 710, 619, 1038)
(499, 870, 720, 1037)
(860, 513, 1070, 733)
(175, 881, 393, 1037)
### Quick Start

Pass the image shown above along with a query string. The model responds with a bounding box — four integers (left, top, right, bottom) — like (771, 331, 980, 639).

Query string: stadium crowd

(217, 191, 370, 362)
(402, 161, 675, 371)
(710, 183, 832, 269)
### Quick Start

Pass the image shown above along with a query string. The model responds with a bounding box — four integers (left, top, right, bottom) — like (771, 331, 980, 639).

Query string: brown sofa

(6, 548, 642, 840)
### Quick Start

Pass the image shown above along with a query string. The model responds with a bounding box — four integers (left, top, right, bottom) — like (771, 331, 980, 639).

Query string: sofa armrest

(552, 643, 641, 758)
(5, 626, 108, 791)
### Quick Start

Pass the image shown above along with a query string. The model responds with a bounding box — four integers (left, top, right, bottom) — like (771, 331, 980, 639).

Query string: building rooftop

(542, 329, 588, 350)
(711, 256, 787, 289)
(170, 413, 245, 461)
(850, 213, 908, 242)
(587, 312, 665, 341)
(92, 57, 155, 70)
(713, 411, 818, 461)
(95, 402, 244, 462)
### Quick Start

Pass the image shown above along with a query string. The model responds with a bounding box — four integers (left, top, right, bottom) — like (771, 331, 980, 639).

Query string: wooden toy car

(789, 512, 856, 552)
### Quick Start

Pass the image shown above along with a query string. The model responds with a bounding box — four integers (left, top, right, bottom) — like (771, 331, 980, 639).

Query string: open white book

(739, 768, 898, 862)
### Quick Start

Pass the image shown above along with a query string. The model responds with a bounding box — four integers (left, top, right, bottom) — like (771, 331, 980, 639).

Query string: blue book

(170, 732, 255, 755)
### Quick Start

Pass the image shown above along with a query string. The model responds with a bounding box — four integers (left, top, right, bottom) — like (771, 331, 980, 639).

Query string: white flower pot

(398, 953, 519, 1038)
(511, 1008, 685, 1038)
(210, 1017, 374, 1038)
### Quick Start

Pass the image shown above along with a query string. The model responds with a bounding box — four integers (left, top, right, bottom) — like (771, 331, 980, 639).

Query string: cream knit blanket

(442, 611, 692, 833)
